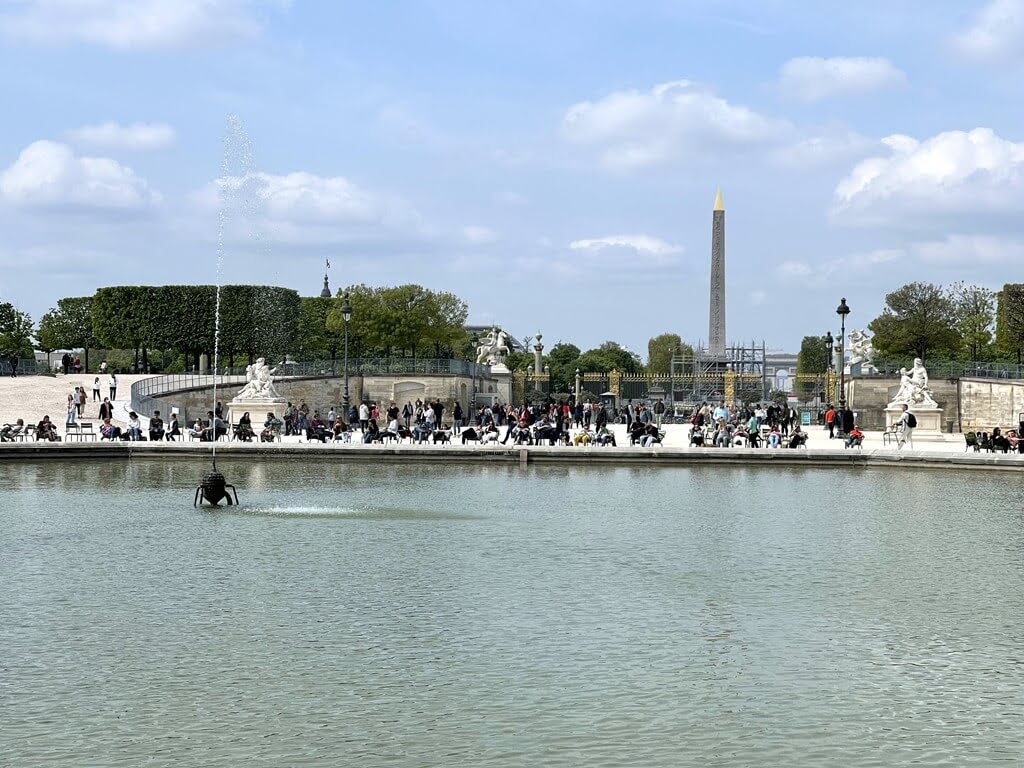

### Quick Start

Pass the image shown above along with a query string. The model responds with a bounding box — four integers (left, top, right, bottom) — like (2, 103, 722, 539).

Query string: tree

(297, 296, 342, 363)
(545, 342, 582, 392)
(0, 302, 34, 360)
(796, 335, 829, 402)
(949, 282, 995, 361)
(868, 282, 960, 361)
(576, 341, 643, 374)
(647, 333, 693, 374)
(504, 351, 533, 371)
(37, 297, 97, 371)
(997, 284, 1024, 364)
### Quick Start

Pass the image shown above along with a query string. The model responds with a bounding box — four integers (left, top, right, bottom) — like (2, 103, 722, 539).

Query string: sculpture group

(236, 358, 280, 400)
(475, 328, 510, 366)
(889, 357, 937, 407)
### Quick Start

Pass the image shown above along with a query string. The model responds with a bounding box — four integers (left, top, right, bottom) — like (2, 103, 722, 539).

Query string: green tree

(0, 302, 34, 360)
(37, 297, 97, 371)
(504, 351, 533, 371)
(795, 335, 829, 402)
(646, 332, 693, 374)
(996, 284, 1024, 364)
(545, 342, 582, 392)
(949, 282, 995, 361)
(868, 282, 960, 361)
(92, 286, 154, 370)
(576, 341, 643, 374)
(297, 296, 342, 363)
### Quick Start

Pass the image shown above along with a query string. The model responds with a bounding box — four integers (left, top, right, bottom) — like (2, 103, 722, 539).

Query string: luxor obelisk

(708, 189, 726, 358)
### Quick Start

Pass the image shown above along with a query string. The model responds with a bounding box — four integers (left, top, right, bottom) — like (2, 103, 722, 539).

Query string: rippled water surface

(2, 460, 1022, 767)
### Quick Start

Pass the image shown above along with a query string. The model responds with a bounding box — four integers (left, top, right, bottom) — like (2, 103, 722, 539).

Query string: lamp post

(824, 331, 833, 405)
(836, 298, 850, 407)
(342, 292, 352, 418)
(470, 332, 479, 426)
(575, 367, 581, 404)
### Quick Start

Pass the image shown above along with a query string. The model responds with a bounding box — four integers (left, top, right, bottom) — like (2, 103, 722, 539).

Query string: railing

(0, 358, 49, 376)
(857, 360, 1024, 380)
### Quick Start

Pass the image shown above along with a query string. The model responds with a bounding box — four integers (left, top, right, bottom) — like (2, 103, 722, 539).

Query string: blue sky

(0, 0, 1022, 357)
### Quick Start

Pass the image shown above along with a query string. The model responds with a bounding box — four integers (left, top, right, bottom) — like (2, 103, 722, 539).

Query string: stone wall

(155, 373, 503, 422)
(958, 378, 1024, 431)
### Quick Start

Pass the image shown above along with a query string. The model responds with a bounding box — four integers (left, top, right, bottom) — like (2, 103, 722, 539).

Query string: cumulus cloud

(0, 0, 278, 50)
(0, 140, 160, 209)
(193, 170, 424, 244)
(569, 235, 683, 272)
(776, 249, 902, 286)
(954, 0, 1024, 62)
(832, 128, 1024, 222)
(778, 57, 906, 101)
(67, 121, 176, 150)
(771, 130, 875, 168)
(562, 80, 789, 170)
(914, 234, 1024, 265)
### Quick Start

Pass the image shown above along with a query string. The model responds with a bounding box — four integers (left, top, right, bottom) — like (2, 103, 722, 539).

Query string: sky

(0, 0, 1022, 358)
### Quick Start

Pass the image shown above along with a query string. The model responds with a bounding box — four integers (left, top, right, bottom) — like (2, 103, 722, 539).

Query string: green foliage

(949, 282, 995, 361)
(37, 297, 95, 353)
(0, 302, 34, 359)
(647, 332, 693, 374)
(576, 341, 643, 375)
(544, 343, 582, 392)
(997, 284, 1024, 364)
(220, 285, 300, 361)
(796, 335, 829, 375)
(504, 351, 532, 371)
(868, 282, 960, 361)
(297, 297, 342, 360)
(327, 284, 468, 358)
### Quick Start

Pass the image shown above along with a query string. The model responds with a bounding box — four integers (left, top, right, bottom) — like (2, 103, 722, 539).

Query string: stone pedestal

(491, 364, 512, 405)
(885, 405, 946, 441)
(227, 398, 287, 427)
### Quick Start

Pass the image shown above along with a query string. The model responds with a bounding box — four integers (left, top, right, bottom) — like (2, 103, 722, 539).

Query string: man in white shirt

(897, 404, 914, 449)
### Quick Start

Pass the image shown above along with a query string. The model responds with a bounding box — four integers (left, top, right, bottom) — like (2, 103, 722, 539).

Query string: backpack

(906, 413, 917, 428)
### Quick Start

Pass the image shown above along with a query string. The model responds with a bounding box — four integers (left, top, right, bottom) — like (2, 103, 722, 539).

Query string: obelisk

(708, 188, 726, 358)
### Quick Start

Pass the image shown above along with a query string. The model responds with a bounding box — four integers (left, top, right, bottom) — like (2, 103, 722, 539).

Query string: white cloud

(0, 140, 160, 209)
(954, 0, 1024, 62)
(461, 225, 498, 245)
(67, 121, 176, 150)
(771, 130, 875, 168)
(913, 234, 1024, 265)
(570, 234, 683, 258)
(0, 0, 278, 50)
(778, 57, 906, 102)
(833, 128, 1024, 222)
(776, 249, 901, 286)
(562, 80, 789, 170)
(193, 170, 424, 245)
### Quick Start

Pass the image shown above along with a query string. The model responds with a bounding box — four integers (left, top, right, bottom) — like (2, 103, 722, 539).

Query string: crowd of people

(686, 400, 810, 449)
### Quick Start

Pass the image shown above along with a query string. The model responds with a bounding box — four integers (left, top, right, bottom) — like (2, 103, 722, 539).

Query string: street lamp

(470, 332, 479, 425)
(824, 331, 834, 405)
(836, 298, 850, 408)
(342, 292, 352, 418)
(575, 367, 581, 404)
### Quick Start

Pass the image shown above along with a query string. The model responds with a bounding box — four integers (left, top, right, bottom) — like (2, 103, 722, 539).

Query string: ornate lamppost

(470, 332, 479, 426)
(575, 367, 581, 404)
(836, 298, 850, 407)
(342, 292, 352, 417)
(825, 331, 833, 405)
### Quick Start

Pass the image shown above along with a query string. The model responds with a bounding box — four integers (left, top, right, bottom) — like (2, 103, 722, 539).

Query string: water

(2, 461, 1022, 767)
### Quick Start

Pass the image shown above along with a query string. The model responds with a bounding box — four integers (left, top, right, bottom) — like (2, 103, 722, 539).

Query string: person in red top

(845, 424, 864, 448)
(824, 404, 836, 439)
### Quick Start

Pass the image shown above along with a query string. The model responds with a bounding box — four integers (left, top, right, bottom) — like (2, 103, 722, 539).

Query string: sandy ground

(0, 374, 995, 455)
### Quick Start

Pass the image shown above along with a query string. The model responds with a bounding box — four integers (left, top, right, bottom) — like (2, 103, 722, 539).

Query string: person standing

(453, 402, 463, 434)
(92, 376, 101, 402)
(358, 401, 370, 432)
(109, 373, 118, 401)
(77, 387, 87, 417)
(653, 398, 665, 429)
(99, 397, 113, 421)
(897, 404, 915, 450)
(66, 393, 77, 425)
(824, 404, 836, 439)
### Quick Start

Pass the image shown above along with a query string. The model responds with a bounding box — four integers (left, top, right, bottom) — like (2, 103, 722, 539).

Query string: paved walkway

(0, 375, 1000, 456)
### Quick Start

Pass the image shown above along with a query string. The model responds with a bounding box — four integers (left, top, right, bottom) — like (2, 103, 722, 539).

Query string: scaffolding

(670, 340, 768, 405)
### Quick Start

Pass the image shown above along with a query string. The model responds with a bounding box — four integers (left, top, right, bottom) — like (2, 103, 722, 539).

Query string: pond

(2, 460, 1021, 766)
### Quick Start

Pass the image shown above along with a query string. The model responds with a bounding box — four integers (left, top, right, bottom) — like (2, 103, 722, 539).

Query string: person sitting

(714, 421, 733, 448)
(628, 421, 647, 445)
(234, 412, 255, 442)
(594, 424, 617, 446)
(992, 426, 1011, 453)
(0, 419, 24, 441)
(788, 425, 808, 449)
(534, 417, 559, 445)
(36, 416, 61, 441)
(261, 413, 283, 442)
(362, 418, 380, 444)
(204, 411, 227, 441)
(413, 420, 432, 444)
(306, 413, 329, 443)
(460, 426, 481, 444)
(332, 418, 350, 442)
(845, 424, 864, 448)
(767, 424, 782, 448)
(383, 417, 402, 443)
(479, 424, 501, 444)
(512, 419, 533, 445)
(124, 412, 143, 441)
(641, 422, 663, 447)
(1007, 429, 1020, 452)
(100, 417, 122, 441)
(572, 429, 593, 446)
(149, 410, 165, 441)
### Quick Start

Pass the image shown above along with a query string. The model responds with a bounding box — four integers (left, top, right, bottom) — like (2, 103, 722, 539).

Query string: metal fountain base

(194, 470, 239, 507)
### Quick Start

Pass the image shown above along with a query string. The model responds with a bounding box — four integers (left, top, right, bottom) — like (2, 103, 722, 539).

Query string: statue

(475, 327, 511, 366)
(889, 357, 937, 407)
(235, 357, 281, 400)
(847, 329, 877, 373)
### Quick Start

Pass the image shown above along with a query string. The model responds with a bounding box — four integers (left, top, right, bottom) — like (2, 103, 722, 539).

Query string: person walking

(824, 404, 836, 439)
(897, 404, 915, 450)
(108, 373, 118, 401)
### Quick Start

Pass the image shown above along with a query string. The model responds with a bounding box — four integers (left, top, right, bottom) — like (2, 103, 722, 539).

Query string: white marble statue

(847, 329, 877, 373)
(235, 357, 281, 400)
(889, 357, 937, 407)
(475, 327, 511, 366)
